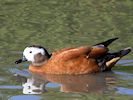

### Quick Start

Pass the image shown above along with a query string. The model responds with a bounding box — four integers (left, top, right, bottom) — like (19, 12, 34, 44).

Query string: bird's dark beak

(15, 56, 27, 64)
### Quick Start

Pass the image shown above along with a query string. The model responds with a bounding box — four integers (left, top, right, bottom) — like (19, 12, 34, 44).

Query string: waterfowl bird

(15, 38, 131, 75)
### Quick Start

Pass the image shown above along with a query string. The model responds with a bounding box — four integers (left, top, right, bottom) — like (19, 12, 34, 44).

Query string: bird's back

(42, 46, 100, 74)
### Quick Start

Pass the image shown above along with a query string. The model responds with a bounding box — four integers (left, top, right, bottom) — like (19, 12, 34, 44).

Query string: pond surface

(0, 49, 133, 100)
(0, 0, 133, 100)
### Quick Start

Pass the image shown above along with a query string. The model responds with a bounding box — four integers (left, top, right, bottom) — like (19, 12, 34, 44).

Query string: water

(0, 0, 133, 99)
(0, 50, 133, 99)
(0, 49, 133, 100)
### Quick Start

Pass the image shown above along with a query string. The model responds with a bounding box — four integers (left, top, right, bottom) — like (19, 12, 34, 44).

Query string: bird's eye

(29, 51, 32, 53)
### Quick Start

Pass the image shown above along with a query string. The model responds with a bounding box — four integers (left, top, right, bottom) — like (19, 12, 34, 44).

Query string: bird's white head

(23, 46, 45, 62)
(15, 45, 51, 65)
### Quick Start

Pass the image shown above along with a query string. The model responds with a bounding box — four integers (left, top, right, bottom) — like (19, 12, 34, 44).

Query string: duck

(15, 38, 131, 75)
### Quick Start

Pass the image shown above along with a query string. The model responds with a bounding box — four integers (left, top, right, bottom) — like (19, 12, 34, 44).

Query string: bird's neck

(32, 60, 47, 67)
(29, 61, 48, 73)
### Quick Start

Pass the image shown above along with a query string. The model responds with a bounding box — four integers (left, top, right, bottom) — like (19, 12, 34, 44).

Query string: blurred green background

(0, 0, 132, 59)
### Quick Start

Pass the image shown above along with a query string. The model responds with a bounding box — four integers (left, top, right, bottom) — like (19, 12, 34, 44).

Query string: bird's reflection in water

(16, 71, 116, 94)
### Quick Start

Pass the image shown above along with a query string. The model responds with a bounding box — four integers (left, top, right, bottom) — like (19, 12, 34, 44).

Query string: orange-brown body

(29, 46, 108, 74)
(15, 38, 131, 75)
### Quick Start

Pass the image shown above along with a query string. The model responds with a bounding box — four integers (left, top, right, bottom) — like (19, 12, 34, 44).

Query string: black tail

(94, 37, 118, 47)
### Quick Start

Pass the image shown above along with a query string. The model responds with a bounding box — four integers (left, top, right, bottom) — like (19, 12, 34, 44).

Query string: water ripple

(115, 87, 133, 96)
